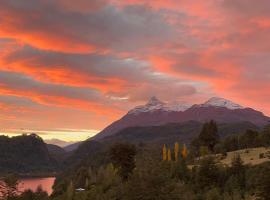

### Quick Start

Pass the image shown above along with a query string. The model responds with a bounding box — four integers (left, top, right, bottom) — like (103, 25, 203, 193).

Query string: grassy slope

(220, 147, 270, 166)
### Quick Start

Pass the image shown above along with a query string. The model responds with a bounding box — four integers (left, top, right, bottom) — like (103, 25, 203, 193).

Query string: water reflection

(18, 177, 55, 195)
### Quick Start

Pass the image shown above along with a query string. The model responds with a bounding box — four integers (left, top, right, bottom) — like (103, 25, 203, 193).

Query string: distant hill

(45, 138, 77, 148)
(93, 97, 269, 140)
(0, 134, 58, 174)
(101, 121, 259, 146)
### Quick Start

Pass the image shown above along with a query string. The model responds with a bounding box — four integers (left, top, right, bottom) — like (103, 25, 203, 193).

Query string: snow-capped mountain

(199, 97, 244, 110)
(92, 96, 270, 140)
(128, 96, 192, 115)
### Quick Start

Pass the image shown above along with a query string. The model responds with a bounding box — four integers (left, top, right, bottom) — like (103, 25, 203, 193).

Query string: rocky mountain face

(93, 97, 270, 140)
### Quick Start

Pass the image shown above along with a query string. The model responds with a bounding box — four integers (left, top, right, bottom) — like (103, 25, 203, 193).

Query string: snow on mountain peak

(128, 97, 191, 115)
(202, 97, 244, 110)
(127, 96, 245, 115)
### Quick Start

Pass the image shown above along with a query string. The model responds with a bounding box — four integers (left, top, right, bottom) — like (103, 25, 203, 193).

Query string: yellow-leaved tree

(174, 142, 179, 161)
(181, 144, 188, 159)
(162, 144, 167, 161)
(168, 148, 172, 161)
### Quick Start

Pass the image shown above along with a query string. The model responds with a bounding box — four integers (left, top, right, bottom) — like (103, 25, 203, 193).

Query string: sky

(0, 0, 270, 141)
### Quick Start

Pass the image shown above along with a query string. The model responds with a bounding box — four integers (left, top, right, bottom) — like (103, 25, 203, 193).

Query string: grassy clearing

(220, 147, 270, 166)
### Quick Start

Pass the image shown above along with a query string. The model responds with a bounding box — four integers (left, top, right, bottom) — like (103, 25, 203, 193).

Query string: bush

(259, 153, 265, 159)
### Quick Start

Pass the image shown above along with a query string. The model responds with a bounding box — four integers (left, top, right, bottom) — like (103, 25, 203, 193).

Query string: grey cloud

(0, 71, 102, 102)
(0, 0, 175, 52)
(0, 95, 37, 107)
(222, 0, 270, 17)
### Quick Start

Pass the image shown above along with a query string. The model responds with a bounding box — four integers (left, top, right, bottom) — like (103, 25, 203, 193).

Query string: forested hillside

(0, 134, 58, 174)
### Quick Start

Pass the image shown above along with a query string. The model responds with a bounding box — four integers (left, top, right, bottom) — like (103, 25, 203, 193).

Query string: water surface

(18, 177, 55, 195)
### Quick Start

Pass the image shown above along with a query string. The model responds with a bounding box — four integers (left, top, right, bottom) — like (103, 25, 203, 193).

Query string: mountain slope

(64, 142, 83, 152)
(100, 121, 259, 145)
(45, 139, 77, 148)
(93, 97, 270, 140)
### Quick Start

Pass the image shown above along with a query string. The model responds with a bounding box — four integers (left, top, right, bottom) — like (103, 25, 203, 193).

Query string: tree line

(1, 121, 270, 200)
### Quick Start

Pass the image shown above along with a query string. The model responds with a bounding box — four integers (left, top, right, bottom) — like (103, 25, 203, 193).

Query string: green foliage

(109, 143, 136, 180)
(0, 174, 19, 199)
(14, 123, 270, 200)
(66, 181, 74, 200)
(215, 126, 270, 154)
(122, 161, 184, 200)
(205, 188, 222, 200)
(16, 186, 49, 200)
(0, 134, 57, 174)
(195, 157, 221, 190)
(198, 120, 219, 152)
(255, 164, 270, 200)
(230, 154, 245, 190)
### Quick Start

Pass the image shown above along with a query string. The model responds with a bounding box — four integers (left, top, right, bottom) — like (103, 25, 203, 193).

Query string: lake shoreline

(0, 172, 59, 179)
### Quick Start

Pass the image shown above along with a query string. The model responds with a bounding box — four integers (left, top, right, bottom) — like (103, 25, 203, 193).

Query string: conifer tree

(109, 143, 136, 180)
(198, 120, 219, 152)
(174, 142, 179, 161)
(168, 148, 172, 161)
(163, 144, 167, 161)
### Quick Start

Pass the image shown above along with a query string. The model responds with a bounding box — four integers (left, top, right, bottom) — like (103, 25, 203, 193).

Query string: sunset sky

(0, 0, 269, 141)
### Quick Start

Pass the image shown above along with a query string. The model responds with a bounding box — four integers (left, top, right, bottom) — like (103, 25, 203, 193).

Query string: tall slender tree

(162, 144, 167, 161)
(168, 148, 172, 161)
(181, 144, 188, 159)
(174, 142, 179, 161)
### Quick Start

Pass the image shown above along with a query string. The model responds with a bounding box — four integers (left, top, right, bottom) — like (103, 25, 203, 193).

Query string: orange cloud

(0, 0, 270, 141)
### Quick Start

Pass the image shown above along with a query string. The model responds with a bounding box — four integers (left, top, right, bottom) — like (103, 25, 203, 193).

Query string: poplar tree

(182, 144, 188, 159)
(168, 148, 172, 161)
(162, 144, 167, 161)
(174, 142, 179, 161)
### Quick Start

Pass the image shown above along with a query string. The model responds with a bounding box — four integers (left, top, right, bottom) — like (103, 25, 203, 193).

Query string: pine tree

(198, 120, 219, 152)
(231, 154, 245, 195)
(182, 144, 188, 159)
(174, 142, 179, 161)
(109, 143, 136, 180)
(168, 148, 172, 161)
(163, 144, 167, 161)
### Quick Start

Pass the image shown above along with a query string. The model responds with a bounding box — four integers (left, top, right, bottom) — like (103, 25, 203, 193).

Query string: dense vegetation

(1, 122, 270, 200)
(101, 121, 259, 146)
(0, 134, 58, 174)
(0, 121, 260, 175)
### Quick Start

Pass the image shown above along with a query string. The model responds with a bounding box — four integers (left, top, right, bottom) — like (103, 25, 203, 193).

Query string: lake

(18, 177, 55, 195)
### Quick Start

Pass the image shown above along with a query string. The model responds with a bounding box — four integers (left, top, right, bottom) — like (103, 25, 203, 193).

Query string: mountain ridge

(92, 96, 270, 140)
